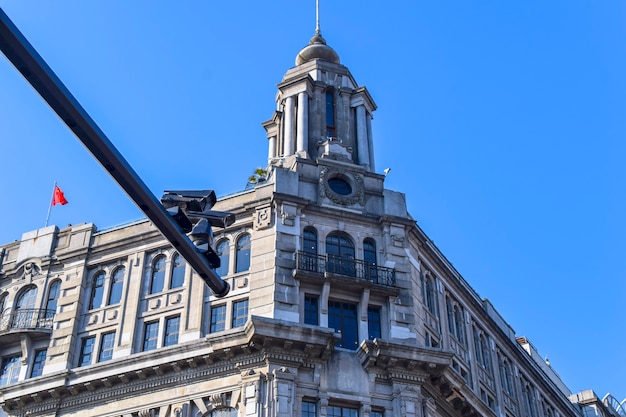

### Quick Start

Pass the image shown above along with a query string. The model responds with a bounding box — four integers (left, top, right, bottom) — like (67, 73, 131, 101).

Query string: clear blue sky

(1, 1, 624, 400)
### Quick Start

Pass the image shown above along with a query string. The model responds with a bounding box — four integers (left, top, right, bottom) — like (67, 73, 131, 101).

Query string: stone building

(0, 21, 614, 417)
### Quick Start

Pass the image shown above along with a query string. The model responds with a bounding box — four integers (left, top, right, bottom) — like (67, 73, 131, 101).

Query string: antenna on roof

(315, 0, 321, 34)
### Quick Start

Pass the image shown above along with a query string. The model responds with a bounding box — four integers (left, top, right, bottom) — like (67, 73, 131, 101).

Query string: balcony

(295, 251, 396, 287)
(0, 309, 54, 340)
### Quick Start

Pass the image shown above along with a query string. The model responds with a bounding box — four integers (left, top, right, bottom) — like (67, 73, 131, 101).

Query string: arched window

(45, 281, 61, 314)
(89, 272, 105, 310)
(170, 253, 186, 289)
(446, 295, 466, 347)
(302, 228, 318, 272)
(150, 255, 166, 294)
(422, 272, 438, 317)
(215, 240, 230, 277)
(363, 238, 377, 282)
(16, 286, 37, 310)
(0, 292, 7, 314)
(14, 285, 38, 328)
(454, 305, 465, 346)
(107, 267, 125, 305)
(303, 228, 318, 254)
(326, 233, 355, 276)
(325, 89, 335, 138)
(235, 234, 251, 273)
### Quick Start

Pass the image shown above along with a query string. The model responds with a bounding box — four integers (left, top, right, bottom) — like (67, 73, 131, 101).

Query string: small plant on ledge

(245, 167, 268, 189)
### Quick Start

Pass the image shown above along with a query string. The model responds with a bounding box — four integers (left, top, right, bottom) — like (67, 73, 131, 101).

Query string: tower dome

(295, 31, 340, 66)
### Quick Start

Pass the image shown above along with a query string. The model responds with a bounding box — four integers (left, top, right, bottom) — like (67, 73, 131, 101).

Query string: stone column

(356, 105, 370, 168)
(268, 135, 277, 160)
(366, 113, 375, 171)
(284, 96, 295, 156)
(296, 91, 309, 156)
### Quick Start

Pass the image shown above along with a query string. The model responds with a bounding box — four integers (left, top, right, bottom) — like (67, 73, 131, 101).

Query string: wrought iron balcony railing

(0, 309, 55, 333)
(296, 251, 395, 287)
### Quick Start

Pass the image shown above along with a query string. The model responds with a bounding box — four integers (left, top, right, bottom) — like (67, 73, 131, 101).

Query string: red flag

(51, 185, 68, 206)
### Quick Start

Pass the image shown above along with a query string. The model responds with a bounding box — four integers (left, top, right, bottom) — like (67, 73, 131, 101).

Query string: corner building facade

(0, 27, 597, 417)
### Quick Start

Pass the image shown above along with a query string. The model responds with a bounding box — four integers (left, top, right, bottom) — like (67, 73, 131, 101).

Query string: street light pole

(0, 8, 230, 297)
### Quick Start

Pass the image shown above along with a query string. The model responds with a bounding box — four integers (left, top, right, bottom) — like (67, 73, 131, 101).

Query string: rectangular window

(0, 355, 22, 386)
(98, 331, 116, 362)
(30, 349, 47, 378)
(78, 336, 96, 367)
(328, 301, 358, 350)
(210, 304, 226, 333)
(143, 321, 159, 352)
(164, 316, 180, 347)
(232, 299, 249, 328)
(304, 295, 319, 325)
(371, 412, 383, 417)
(328, 406, 358, 417)
(302, 400, 317, 417)
(367, 306, 381, 341)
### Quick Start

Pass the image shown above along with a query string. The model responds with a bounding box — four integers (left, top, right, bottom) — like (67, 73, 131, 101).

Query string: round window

(327, 177, 352, 195)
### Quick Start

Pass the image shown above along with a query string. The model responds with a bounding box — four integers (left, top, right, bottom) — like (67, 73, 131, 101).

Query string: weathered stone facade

(0, 22, 611, 417)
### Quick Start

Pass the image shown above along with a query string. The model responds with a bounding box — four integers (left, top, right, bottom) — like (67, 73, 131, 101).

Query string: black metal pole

(0, 8, 229, 297)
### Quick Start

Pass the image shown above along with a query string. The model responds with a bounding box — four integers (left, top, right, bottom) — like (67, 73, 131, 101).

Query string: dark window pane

(232, 299, 249, 328)
(328, 301, 358, 350)
(368, 306, 381, 340)
(89, 272, 105, 310)
(328, 177, 352, 195)
(302, 401, 317, 417)
(326, 90, 335, 129)
(215, 240, 230, 277)
(98, 332, 116, 362)
(46, 281, 61, 314)
(236, 234, 251, 273)
(170, 254, 185, 289)
(326, 234, 355, 276)
(108, 267, 125, 305)
(303, 228, 317, 254)
(150, 256, 166, 294)
(164, 316, 180, 346)
(30, 349, 47, 378)
(79, 336, 96, 367)
(210, 305, 226, 333)
(143, 321, 159, 351)
(304, 295, 319, 325)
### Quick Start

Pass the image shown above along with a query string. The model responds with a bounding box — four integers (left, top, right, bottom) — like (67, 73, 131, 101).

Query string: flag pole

(45, 181, 56, 227)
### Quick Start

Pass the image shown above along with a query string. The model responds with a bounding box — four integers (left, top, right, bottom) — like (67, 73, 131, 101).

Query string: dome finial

(316, 0, 321, 35)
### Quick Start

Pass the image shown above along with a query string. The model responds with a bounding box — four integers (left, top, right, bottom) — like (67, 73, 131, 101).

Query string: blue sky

(1, 1, 624, 399)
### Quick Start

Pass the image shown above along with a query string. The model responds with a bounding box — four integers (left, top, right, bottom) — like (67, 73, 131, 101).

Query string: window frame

(232, 299, 249, 328)
(142, 320, 159, 352)
(328, 300, 358, 350)
(89, 271, 106, 310)
(98, 331, 116, 362)
(169, 253, 186, 289)
(215, 239, 231, 277)
(235, 234, 251, 273)
(78, 336, 96, 367)
(0, 354, 22, 386)
(107, 266, 125, 305)
(149, 255, 167, 294)
(30, 349, 47, 378)
(210, 304, 227, 333)
(164, 315, 180, 347)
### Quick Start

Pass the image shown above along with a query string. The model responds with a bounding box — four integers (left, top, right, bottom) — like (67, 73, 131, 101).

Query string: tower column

(296, 91, 309, 156)
(356, 105, 370, 168)
(268, 135, 277, 160)
(284, 96, 295, 156)
(367, 113, 375, 171)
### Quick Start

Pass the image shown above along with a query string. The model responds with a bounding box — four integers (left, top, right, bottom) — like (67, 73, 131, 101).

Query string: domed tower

(263, 18, 377, 172)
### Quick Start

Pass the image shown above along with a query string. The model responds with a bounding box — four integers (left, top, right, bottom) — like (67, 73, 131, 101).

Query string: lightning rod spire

(316, 0, 321, 34)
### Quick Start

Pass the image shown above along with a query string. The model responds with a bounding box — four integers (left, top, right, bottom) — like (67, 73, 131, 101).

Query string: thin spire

(315, 0, 321, 35)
